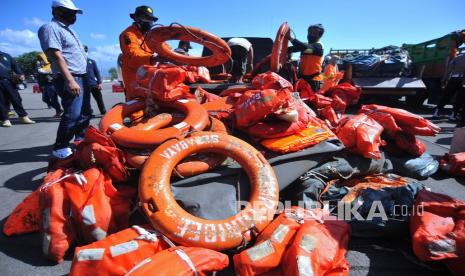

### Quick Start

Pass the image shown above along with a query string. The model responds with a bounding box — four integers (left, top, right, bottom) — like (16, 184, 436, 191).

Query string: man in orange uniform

(289, 24, 325, 92)
(119, 5, 159, 100)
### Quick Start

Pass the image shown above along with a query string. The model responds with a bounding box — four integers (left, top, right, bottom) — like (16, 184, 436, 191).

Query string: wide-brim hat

(130, 5, 158, 22)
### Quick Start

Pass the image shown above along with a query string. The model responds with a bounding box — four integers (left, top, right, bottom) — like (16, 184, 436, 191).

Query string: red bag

(391, 131, 426, 157)
(252, 72, 293, 91)
(410, 190, 465, 264)
(70, 225, 170, 276)
(327, 82, 361, 106)
(126, 246, 229, 276)
(359, 105, 440, 135)
(148, 67, 191, 101)
(281, 215, 351, 276)
(76, 126, 129, 182)
(295, 79, 315, 101)
(440, 152, 465, 177)
(233, 207, 306, 275)
(234, 89, 291, 128)
(63, 168, 135, 244)
(359, 110, 401, 133)
(336, 114, 384, 159)
(245, 97, 311, 139)
(319, 106, 340, 128)
(331, 94, 347, 113)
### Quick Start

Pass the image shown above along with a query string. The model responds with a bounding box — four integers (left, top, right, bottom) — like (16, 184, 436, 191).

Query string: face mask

(307, 35, 318, 43)
(56, 9, 77, 25)
(137, 21, 154, 33)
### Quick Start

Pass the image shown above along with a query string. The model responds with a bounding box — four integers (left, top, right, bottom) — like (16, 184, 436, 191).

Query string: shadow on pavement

(2, 166, 47, 191)
(0, 145, 52, 166)
(435, 137, 452, 145)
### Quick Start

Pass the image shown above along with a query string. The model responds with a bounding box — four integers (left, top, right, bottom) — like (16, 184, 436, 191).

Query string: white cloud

(24, 17, 46, 28)
(0, 28, 40, 56)
(89, 44, 121, 63)
(90, 32, 107, 40)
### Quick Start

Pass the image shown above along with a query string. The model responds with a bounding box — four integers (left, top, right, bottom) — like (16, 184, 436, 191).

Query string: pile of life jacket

(410, 189, 465, 275)
(40, 168, 136, 263)
(440, 152, 465, 177)
(70, 225, 230, 275)
(358, 104, 440, 157)
(233, 207, 351, 276)
(295, 79, 361, 129)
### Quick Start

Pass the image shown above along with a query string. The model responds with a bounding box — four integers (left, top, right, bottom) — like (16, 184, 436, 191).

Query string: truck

(402, 30, 465, 105)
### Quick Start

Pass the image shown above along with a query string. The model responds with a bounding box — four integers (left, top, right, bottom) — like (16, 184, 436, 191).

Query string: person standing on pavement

(227, 37, 254, 83)
(84, 45, 106, 115)
(38, 0, 90, 159)
(0, 51, 36, 127)
(36, 53, 63, 117)
(289, 24, 325, 92)
(433, 53, 465, 120)
(119, 5, 161, 101)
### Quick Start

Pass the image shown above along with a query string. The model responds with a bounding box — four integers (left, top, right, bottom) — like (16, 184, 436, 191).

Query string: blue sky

(0, 0, 463, 75)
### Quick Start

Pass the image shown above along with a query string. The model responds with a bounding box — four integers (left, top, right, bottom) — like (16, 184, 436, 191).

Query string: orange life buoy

(139, 132, 279, 251)
(126, 117, 228, 178)
(99, 99, 209, 149)
(270, 22, 290, 72)
(218, 85, 250, 97)
(147, 25, 231, 67)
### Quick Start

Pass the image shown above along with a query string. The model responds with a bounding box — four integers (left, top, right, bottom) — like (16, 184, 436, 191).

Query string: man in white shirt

(227, 38, 254, 83)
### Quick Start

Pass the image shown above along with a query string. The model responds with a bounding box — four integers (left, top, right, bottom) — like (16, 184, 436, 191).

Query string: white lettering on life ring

(159, 134, 220, 159)
(173, 122, 188, 129)
(110, 123, 124, 131)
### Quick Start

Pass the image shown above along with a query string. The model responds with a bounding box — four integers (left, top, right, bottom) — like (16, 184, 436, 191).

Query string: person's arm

(46, 49, 80, 95)
(246, 47, 254, 73)
(93, 60, 103, 89)
(10, 56, 25, 80)
(119, 30, 153, 69)
(289, 38, 308, 53)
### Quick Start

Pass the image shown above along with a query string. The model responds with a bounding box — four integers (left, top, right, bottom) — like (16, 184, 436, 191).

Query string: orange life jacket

(260, 117, 337, 153)
(4, 169, 65, 236)
(119, 24, 154, 101)
(63, 168, 135, 244)
(70, 225, 170, 276)
(76, 126, 129, 183)
(410, 189, 465, 262)
(40, 170, 77, 263)
(281, 216, 351, 276)
(300, 45, 324, 81)
(233, 207, 306, 275)
(126, 246, 230, 276)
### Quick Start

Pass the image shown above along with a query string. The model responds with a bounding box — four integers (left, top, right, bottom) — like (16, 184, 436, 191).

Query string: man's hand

(19, 75, 25, 81)
(68, 79, 81, 96)
(150, 53, 160, 64)
(97, 84, 102, 90)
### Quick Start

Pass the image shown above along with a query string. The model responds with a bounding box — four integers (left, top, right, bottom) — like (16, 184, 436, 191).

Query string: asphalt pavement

(0, 83, 464, 275)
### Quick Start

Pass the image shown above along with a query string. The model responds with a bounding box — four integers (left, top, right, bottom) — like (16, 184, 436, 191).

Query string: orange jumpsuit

(119, 24, 154, 100)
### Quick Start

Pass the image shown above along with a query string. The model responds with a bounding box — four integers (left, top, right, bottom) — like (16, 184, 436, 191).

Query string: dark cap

(178, 40, 192, 49)
(130, 5, 158, 22)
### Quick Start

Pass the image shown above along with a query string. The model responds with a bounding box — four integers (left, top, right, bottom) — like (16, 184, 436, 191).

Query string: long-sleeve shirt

(0, 51, 22, 79)
(86, 58, 102, 86)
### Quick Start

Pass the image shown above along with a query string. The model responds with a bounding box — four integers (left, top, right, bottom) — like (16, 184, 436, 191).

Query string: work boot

(7, 111, 14, 117)
(20, 116, 36, 124)
(1, 120, 12, 127)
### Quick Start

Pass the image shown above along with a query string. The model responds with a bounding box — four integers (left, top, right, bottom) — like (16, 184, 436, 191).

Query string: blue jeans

(53, 75, 91, 150)
(41, 82, 62, 112)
